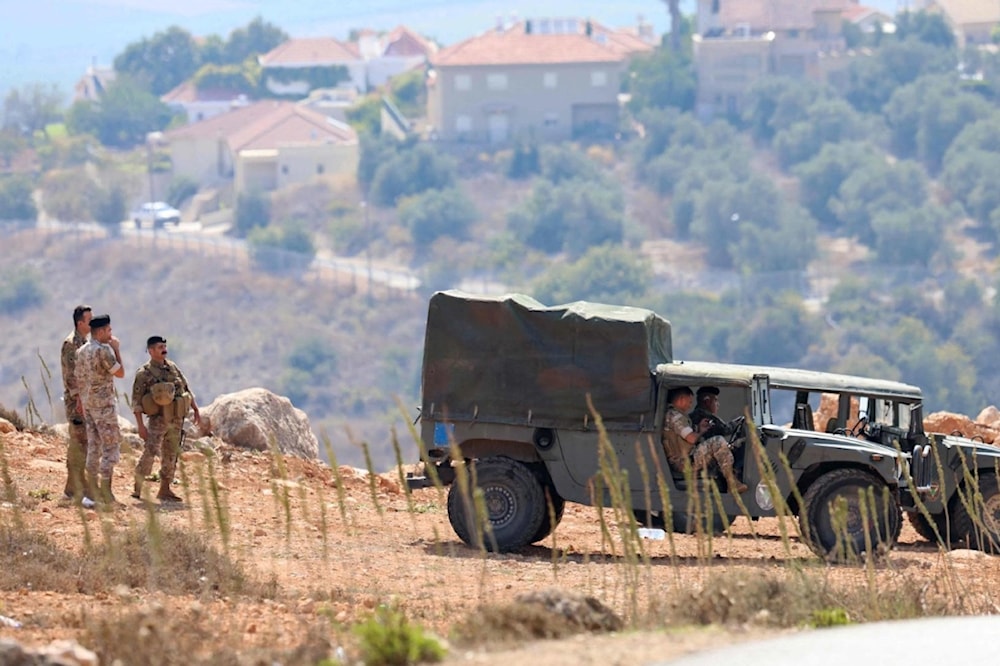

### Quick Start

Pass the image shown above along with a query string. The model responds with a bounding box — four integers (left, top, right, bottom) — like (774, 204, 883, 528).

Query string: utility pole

(362, 200, 373, 304)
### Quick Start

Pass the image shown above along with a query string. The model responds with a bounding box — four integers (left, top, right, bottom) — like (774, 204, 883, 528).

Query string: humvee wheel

(530, 487, 565, 543)
(951, 473, 1000, 553)
(800, 468, 901, 561)
(446, 456, 546, 552)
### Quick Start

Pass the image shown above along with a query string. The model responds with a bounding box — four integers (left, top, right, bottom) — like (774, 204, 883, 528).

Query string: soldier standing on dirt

(74, 314, 125, 508)
(131, 335, 200, 503)
(60, 304, 91, 502)
(661, 386, 747, 494)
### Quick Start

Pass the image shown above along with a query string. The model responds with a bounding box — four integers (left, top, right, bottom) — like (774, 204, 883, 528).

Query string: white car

(132, 201, 181, 229)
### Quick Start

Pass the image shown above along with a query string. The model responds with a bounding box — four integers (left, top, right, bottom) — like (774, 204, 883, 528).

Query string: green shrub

(166, 176, 198, 208)
(0, 267, 45, 312)
(352, 605, 445, 666)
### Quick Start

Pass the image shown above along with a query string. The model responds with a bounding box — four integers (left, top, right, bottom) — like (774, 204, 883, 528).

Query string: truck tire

(800, 468, 901, 561)
(446, 456, 546, 552)
(906, 511, 951, 545)
(950, 473, 1000, 553)
(530, 488, 565, 543)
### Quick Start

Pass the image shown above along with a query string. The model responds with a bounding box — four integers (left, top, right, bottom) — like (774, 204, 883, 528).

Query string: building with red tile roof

(924, 0, 1000, 47)
(427, 18, 653, 143)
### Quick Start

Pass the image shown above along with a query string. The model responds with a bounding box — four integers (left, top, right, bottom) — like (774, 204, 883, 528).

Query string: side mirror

(760, 424, 785, 440)
(858, 396, 870, 422)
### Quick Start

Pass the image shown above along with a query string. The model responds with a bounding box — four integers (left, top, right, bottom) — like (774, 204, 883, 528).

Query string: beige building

(163, 101, 358, 195)
(924, 0, 1000, 47)
(427, 18, 653, 144)
(693, 0, 858, 119)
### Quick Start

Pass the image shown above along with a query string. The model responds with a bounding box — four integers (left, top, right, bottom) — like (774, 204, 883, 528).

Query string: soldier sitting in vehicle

(661, 386, 748, 494)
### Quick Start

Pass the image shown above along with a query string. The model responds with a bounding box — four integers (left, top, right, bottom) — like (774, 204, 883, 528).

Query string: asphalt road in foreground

(660, 615, 1000, 665)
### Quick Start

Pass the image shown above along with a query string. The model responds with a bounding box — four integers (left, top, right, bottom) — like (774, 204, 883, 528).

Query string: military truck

(417, 291, 905, 560)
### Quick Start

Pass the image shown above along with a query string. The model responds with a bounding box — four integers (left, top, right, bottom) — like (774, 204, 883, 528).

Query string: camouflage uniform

(75, 339, 122, 480)
(661, 405, 735, 475)
(60, 328, 89, 498)
(131, 359, 192, 492)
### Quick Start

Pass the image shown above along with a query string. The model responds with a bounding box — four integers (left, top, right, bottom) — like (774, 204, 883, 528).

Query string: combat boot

(99, 476, 122, 508)
(721, 464, 748, 494)
(131, 471, 144, 500)
(82, 473, 99, 509)
(156, 477, 183, 503)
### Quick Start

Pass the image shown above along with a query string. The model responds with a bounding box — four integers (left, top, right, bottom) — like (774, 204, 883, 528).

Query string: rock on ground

(200, 387, 319, 458)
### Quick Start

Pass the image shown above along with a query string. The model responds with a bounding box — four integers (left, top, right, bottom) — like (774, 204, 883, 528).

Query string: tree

(532, 244, 651, 304)
(41, 169, 101, 222)
(247, 221, 316, 274)
(507, 178, 624, 256)
(224, 16, 288, 64)
(884, 75, 993, 171)
(90, 183, 128, 231)
(870, 206, 945, 265)
(370, 144, 456, 206)
(0, 130, 27, 168)
(772, 98, 874, 168)
(233, 192, 271, 238)
(733, 204, 818, 273)
(845, 39, 955, 114)
(691, 174, 783, 268)
(895, 10, 956, 49)
(741, 76, 832, 143)
(829, 158, 929, 242)
(114, 26, 201, 95)
(398, 187, 478, 248)
(66, 77, 174, 148)
(626, 47, 696, 113)
(0, 175, 37, 222)
(727, 294, 816, 366)
(663, 0, 683, 55)
(793, 141, 882, 226)
(2, 83, 64, 137)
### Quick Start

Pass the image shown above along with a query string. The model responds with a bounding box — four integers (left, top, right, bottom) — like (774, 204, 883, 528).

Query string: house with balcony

(427, 17, 653, 144)
(692, 0, 859, 119)
(163, 101, 358, 195)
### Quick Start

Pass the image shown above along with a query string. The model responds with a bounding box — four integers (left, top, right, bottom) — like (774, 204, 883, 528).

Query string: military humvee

(417, 291, 905, 559)
(790, 376, 1000, 552)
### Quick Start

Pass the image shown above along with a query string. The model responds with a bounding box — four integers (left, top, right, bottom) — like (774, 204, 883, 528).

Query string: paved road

(659, 615, 1000, 665)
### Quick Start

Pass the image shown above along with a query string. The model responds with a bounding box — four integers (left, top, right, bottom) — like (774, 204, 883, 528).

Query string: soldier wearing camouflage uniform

(131, 336, 200, 503)
(661, 386, 747, 494)
(60, 304, 91, 502)
(74, 313, 125, 507)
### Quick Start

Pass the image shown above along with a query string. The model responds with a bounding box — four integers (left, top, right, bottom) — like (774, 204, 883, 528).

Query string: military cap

(147, 335, 167, 347)
(696, 386, 720, 398)
(89, 314, 111, 329)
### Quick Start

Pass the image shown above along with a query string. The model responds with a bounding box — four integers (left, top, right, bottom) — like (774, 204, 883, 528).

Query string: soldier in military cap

(74, 313, 125, 508)
(661, 386, 747, 494)
(131, 335, 201, 503)
(60, 304, 91, 502)
(690, 386, 728, 437)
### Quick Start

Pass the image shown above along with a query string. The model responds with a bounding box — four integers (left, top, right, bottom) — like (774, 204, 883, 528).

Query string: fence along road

(21, 221, 421, 300)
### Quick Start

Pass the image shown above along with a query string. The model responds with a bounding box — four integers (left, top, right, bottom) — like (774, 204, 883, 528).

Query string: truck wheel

(906, 511, 951, 545)
(530, 487, 565, 543)
(950, 473, 1000, 553)
(800, 468, 901, 561)
(446, 456, 546, 552)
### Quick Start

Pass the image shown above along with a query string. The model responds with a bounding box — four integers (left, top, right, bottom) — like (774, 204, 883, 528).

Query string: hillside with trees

(1, 10, 999, 467)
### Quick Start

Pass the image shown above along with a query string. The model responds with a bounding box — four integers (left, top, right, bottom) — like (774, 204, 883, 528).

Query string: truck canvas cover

(421, 290, 672, 429)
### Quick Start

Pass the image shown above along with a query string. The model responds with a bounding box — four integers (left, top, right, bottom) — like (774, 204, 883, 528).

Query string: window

(281, 165, 289, 175)
(454, 74, 471, 91)
(590, 70, 608, 87)
(455, 115, 472, 132)
(544, 113, 558, 126)
(316, 164, 325, 175)
(487, 73, 508, 90)
(543, 72, 558, 88)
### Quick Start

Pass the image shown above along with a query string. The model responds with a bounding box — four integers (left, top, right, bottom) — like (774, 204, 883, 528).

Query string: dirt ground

(2, 427, 1000, 664)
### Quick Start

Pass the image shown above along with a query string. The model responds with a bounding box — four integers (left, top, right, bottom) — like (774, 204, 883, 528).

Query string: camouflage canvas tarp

(420, 290, 672, 430)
